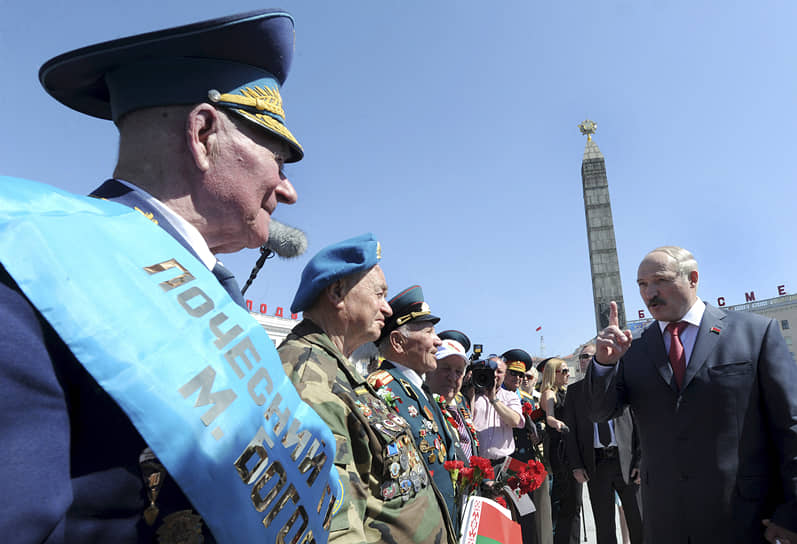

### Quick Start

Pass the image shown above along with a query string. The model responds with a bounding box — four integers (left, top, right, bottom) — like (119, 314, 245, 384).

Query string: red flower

(444, 460, 464, 472)
(522, 402, 534, 417)
(468, 456, 495, 480)
(495, 496, 507, 508)
(530, 408, 545, 422)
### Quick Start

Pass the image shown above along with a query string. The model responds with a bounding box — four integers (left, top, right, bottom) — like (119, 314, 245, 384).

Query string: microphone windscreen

(265, 220, 308, 258)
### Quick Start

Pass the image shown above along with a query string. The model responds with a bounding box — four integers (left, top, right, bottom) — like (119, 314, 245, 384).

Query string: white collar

(116, 179, 216, 270)
(390, 362, 425, 390)
(657, 298, 706, 333)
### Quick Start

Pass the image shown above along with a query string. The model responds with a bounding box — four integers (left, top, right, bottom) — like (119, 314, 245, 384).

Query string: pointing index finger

(609, 301, 619, 328)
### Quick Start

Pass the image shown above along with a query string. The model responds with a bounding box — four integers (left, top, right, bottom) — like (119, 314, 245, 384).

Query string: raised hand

(595, 301, 632, 365)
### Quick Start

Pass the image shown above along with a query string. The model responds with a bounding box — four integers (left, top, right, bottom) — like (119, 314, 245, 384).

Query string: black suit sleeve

(562, 383, 583, 472)
(585, 358, 629, 424)
(0, 272, 71, 542)
(758, 318, 797, 532)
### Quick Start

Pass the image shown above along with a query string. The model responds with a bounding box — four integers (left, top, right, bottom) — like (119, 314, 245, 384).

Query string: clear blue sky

(2, 1, 795, 358)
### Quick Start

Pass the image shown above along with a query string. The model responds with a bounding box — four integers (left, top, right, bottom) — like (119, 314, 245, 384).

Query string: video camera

(465, 356, 499, 394)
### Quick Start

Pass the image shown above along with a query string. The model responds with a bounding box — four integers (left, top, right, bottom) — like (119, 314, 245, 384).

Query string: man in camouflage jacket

(278, 234, 456, 544)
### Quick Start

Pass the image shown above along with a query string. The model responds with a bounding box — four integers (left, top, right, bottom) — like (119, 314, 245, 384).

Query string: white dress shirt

(116, 179, 217, 270)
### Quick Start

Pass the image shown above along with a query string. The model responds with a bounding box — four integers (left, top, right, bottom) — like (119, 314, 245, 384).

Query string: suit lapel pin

(710, 326, 721, 334)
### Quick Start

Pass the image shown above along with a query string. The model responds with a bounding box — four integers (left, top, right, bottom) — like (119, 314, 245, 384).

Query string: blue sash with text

(0, 177, 342, 543)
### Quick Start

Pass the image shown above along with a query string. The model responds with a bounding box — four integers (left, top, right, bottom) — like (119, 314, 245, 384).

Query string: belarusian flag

(460, 496, 521, 544)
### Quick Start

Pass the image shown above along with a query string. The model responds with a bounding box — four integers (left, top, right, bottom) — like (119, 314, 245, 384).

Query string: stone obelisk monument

(579, 120, 626, 332)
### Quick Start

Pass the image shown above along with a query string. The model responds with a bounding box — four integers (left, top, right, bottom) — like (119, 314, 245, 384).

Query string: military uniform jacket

(368, 362, 466, 533)
(0, 181, 219, 543)
(278, 320, 456, 544)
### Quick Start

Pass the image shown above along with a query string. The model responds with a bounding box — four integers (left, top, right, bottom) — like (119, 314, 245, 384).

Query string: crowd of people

(1, 7, 796, 544)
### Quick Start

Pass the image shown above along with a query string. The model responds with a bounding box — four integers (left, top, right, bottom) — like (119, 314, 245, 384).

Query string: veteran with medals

(278, 236, 456, 544)
(370, 286, 467, 534)
(0, 10, 343, 543)
(427, 330, 481, 461)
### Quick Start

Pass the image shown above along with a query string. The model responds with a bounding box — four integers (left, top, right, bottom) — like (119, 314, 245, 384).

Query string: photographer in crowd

(470, 355, 524, 466)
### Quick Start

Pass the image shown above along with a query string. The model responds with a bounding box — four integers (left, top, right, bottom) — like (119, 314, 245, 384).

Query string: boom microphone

(241, 220, 307, 295)
(263, 219, 308, 258)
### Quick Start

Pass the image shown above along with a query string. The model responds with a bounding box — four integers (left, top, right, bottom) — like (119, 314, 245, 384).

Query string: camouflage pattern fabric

(278, 320, 456, 544)
(367, 363, 465, 534)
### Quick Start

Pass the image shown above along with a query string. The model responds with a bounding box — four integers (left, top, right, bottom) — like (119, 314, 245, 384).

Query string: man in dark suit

(588, 246, 797, 543)
(564, 344, 643, 543)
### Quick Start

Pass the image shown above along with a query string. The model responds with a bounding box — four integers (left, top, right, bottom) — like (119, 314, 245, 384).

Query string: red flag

(535, 326, 542, 332)
(461, 496, 521, 544)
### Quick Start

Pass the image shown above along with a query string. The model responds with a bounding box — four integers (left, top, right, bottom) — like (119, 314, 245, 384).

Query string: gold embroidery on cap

(208, 86, 285, 119)
(234, 110, 302, 152)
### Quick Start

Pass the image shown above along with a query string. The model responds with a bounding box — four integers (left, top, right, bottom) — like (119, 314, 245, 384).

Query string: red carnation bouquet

(503, 458, 547, 495)
(522, 401, 545, 422)
(445, 455, 546, 525)
(493, 457, 547, 517)
(444, 456, 495, 522)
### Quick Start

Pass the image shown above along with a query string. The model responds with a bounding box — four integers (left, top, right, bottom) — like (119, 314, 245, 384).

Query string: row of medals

(412, 404, 448, 465)
(354, 395, 430, 501)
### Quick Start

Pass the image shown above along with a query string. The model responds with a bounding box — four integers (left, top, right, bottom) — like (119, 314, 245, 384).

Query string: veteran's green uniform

(279, 319, 456, 544)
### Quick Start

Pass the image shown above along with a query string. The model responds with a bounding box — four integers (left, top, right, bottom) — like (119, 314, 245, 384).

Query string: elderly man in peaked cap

(279, 238, 456, 544)
(0, 10, 344, 543)
(369, 287, 467, 534)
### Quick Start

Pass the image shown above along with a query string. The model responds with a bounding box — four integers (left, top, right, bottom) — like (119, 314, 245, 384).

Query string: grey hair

(376, 323, 410, 355)
(648, 246, 698, 278)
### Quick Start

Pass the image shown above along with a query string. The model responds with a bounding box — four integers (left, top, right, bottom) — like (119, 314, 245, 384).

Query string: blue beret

(39, 9, 304, 162)
(291, 233, 382, 313)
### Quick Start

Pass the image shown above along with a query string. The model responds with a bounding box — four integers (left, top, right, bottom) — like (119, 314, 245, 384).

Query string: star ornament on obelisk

(578, 119, 597, 141)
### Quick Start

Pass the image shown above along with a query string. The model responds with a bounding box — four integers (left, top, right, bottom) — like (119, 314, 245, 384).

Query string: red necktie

(666, 321, 688, 389)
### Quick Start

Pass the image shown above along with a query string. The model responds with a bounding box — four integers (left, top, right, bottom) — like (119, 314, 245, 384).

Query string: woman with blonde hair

(540, 358, 569, 432)
(539, 357, 580, 542)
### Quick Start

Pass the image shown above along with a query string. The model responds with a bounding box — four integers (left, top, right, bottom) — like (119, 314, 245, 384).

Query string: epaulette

(367, 370, 394, 389)
(397, 378, 419, 401)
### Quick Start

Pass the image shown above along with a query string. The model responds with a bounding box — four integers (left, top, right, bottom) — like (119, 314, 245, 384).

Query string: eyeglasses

(522, 375, 534, 380)
(556, 368, 570, 374)
(508, 370, 524, 378)
(579, 353, 594, 359)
